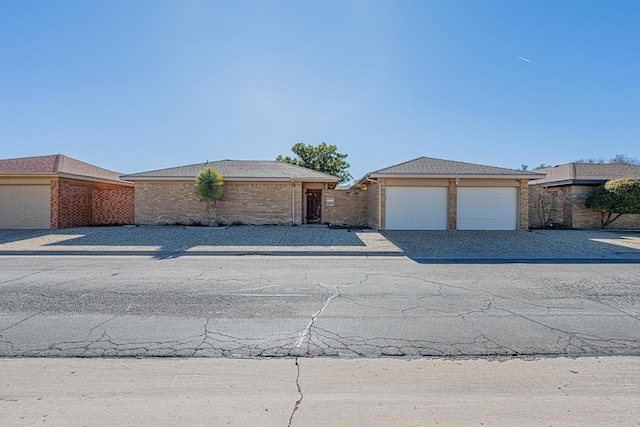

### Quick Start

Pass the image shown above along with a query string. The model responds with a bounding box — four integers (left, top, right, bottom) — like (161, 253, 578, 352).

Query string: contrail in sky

(517, 56, 531, 63)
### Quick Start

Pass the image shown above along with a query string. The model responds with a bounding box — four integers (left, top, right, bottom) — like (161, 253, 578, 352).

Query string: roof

(123, 160, 340, 182)
(0, 154, 130, 184)
(531, 163, 640, 186)
(362, 157, 543, 180)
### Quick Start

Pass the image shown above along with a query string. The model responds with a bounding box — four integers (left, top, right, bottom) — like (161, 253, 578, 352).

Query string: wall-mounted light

(455, 178, 460, 185)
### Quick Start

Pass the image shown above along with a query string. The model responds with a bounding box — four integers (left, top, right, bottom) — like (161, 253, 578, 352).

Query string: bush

(585, 178, 640, 228)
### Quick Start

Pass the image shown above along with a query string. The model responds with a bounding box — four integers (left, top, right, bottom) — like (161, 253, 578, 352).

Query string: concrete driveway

(383, 229, 640, 262)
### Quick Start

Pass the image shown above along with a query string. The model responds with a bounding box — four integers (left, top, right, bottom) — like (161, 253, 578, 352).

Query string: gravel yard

(1, 226, 639, 259)
(0, 225, 400, 255)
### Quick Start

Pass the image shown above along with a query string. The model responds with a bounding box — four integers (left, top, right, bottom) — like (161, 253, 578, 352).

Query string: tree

(585, 178, 640, 228)
(576, 154, 640, 165)
(196, 168, 224, 225)
(530, 185, 562, 228)
(277, 142, 352, 183)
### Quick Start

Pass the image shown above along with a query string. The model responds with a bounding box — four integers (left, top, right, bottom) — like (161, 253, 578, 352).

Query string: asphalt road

(1, 255, 639, 358)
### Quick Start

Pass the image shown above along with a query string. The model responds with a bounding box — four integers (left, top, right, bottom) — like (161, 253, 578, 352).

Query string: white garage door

(0, 185, 51, 229)
(457, 187, 517, 230)
(385, 187, 448, 230)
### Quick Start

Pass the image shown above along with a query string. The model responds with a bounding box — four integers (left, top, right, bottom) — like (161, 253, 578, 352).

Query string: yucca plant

(195, 168, 224, 225)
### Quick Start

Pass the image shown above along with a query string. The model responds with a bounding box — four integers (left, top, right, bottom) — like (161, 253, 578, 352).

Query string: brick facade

(134, 180, 372, 227)
(529, 183, 640, 229)
(50, 178, 134, 229)
(519, 179, 530, 231)
(323, 187, 368, 227)
(366, 181, 379, 229)
(134, 181, 303, 226)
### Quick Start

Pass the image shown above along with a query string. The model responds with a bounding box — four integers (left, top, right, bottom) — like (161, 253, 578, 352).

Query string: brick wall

(50, 178, 134, 229)
(55, 179, 93, 228)
(92, 185, 135, 225)
(519, 180, 529, 230)
(528, 184, 565, 228)
(134, 181, 296, 225)
(570, 185, 640, 229)
(366, 181, 378, 229)
(324, 187, 368, 227)
(528, 184, 640, 229)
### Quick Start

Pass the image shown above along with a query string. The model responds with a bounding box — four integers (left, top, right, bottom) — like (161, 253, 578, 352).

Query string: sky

(1, 1, 639, 181)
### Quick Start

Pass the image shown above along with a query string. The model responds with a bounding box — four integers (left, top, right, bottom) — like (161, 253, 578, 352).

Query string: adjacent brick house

(355, 157, 542, 230)
(122, 160, 364, 226)
(0, 154, 134, 229)
(529, 163, 640, 229)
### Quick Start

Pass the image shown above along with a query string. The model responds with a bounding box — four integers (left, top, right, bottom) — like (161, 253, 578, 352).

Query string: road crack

(295, 285, 340, 353)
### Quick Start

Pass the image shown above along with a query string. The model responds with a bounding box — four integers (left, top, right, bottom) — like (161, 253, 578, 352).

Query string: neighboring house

(0, 154, 134, 229)
(355, 157, 542, 230)
(122, 160, 363, 226)
(529, 163, 640, 229)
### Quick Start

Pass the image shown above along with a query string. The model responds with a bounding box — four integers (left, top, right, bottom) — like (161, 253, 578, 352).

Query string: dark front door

(305, 189, 322, 223)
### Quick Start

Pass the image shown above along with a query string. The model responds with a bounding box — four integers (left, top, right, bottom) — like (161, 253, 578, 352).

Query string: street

(2, 255, 639, 358)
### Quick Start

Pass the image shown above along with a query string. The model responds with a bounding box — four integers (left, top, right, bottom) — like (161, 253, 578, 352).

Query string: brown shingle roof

(531, 163, 640, 186)
(123, 160, 340, 182)
(367, 157, 543, 178)
(0, 154, 128, 183)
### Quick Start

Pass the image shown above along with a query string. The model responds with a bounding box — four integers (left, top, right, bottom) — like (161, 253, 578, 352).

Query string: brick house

(529, 163, 640, 229)
(122, 160, 367, 226)
(0, 154, 134, 229)
(355, 157, 542, 230)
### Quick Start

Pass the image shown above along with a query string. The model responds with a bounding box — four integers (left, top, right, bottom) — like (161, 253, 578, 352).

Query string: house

(122, 160, 365, 226)
(355, 157, 542, 230)
(0, 154, 134, 229)
(529, 163, 640, 229)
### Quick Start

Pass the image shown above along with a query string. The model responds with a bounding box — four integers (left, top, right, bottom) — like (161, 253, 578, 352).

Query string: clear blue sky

(2, 1, 639, 181)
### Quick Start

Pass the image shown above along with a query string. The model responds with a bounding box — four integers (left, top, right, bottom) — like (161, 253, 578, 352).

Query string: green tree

(277, 142, 352, 183)
(196, 168, 224, 225)
(585, 178, 640, 228)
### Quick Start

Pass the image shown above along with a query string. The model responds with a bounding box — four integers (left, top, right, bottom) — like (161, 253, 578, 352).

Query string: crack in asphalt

(3, 272, 640, 358)
(296, 284, 340, 352)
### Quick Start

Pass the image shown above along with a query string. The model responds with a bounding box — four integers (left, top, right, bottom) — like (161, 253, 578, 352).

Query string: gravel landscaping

(0, 225, 401, 255)
(1, 226, 639, 259)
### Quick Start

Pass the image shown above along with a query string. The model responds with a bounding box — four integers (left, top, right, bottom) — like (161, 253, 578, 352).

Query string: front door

(305, 189, 322, 223)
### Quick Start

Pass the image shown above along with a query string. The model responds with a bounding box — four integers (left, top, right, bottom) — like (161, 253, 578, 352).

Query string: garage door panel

(386, 187, 447, 230)
(457, 187, 517, 230)
(0, 185, 51, 229)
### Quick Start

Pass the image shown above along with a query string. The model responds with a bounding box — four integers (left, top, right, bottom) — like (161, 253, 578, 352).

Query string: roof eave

(366, 173, 544, 180)
(121, 175, 338, 183)
(0, 172, 133, 186)
(58, 173, 134, 187)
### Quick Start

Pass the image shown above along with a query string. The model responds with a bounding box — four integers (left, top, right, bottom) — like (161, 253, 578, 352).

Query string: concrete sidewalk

(2, 357, 639, 426)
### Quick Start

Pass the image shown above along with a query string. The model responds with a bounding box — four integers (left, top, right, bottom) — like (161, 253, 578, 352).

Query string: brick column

(448, 179, 457, 230)
(50, 179, 59, 229)
(519, 179, 529, 230)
